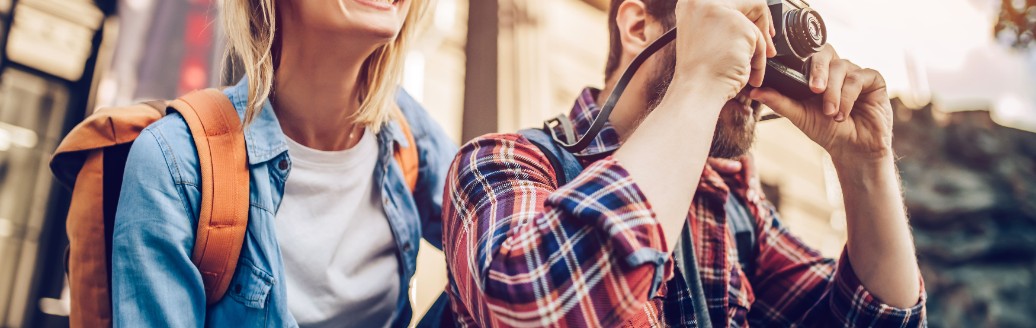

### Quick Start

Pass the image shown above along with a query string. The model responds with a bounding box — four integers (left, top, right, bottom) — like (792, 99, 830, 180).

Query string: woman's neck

(272, 28, 379, 151)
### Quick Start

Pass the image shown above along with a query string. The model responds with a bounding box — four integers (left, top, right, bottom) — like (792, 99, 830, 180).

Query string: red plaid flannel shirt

(441, 88, 926, 327)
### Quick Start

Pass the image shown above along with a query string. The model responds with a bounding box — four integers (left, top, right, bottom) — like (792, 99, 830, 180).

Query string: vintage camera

(760, 0, 828, 100)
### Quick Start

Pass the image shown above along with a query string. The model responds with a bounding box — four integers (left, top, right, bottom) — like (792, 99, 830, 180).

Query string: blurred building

(0, 0, 115, 327)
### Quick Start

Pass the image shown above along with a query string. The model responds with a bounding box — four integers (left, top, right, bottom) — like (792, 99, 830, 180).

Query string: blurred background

(0, 0, 1033, 327)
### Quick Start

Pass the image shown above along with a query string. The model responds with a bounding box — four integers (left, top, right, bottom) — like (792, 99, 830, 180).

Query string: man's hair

(605, 0, 677, 79)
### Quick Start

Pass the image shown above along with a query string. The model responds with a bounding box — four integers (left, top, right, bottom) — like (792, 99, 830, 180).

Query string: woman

(110, 0, 456, 327)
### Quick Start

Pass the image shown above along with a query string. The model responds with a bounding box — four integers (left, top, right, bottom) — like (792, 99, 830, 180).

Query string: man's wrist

(654, 76, 727, 118)
(831, 147, 894, 175)
(832, 150, 898, 193)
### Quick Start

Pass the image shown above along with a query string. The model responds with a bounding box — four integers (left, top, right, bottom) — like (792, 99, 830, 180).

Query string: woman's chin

(338, 19, 402, 41)
(364, 26, 402, 40)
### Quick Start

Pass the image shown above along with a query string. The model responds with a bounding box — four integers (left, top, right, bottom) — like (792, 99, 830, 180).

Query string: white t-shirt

(275, 129, 400, 328)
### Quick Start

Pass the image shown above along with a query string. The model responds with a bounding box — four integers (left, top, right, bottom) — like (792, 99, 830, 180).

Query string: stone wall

(892, 99, 1036, 327)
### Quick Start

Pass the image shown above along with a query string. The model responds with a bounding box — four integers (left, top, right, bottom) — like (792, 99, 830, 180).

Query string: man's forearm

(835, 154, 921, 308)
(614, 81, 725, 252)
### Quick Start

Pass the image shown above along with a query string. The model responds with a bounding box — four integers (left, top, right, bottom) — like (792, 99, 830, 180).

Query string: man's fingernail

(825, 104, 837, 115)
(835, 113, 845, 121)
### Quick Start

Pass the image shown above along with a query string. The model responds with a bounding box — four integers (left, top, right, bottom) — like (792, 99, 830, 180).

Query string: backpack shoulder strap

(169, 89, 250, 305)
(393, 107, 420, 192)
(724, 195, 757, 274)
(518, 127, 583, 186)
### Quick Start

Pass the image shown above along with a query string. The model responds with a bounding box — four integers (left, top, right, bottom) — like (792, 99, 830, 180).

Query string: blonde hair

(219, 0, 429, 130)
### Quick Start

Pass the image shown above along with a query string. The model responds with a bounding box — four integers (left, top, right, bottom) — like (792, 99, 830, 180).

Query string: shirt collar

(553, 87, 623, 158)
(224, 77, 288, 165)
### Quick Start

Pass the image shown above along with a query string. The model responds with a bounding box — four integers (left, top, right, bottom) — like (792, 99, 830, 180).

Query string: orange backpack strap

(52, 103, 164, 328)
(169, 89, 250, 305)
(393, 108, 420, 192)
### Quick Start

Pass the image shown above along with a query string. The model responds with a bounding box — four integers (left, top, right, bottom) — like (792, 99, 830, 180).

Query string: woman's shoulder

(128, 112, 201, 186)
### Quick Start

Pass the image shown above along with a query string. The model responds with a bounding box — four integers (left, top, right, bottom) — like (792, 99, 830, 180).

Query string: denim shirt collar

(224, 78, 409, 165)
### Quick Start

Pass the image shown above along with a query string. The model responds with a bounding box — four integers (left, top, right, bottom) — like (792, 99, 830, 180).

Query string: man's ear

(615, 0, 651, 58)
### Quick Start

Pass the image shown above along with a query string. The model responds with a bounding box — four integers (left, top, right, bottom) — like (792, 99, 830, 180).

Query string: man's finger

(837, 63, 866, 122)
(759, 4, 777, 57)
(750, 87, 806, 127)
(837, 75, 863, 122)
(809, 46, 837, 93)
(735, 0, 776, 57)
(859, 68, 888, 94)
(738, 153, 763, 194)
(823, 60, 848, 117)
(708, 158, 743, 174)
(749, 27, 767, 87)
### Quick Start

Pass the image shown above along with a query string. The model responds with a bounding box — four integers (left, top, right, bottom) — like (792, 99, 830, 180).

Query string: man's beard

(643, 45, 759, 159)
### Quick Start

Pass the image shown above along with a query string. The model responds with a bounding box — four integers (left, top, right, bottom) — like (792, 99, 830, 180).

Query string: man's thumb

(750, 87, 805, 126)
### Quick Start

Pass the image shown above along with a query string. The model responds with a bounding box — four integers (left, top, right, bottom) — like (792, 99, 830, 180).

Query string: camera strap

(672, 222, 714, 328)
(545, 28, 678, 154)
(545, 27, 785, 155)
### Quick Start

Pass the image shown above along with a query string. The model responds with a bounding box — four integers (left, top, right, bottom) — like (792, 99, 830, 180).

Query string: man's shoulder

(452, 132, 554, 170)
(460, 132, 536, 149)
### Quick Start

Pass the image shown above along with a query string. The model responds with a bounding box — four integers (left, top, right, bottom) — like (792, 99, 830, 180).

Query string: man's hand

(749, 46, 922, 308)
(749, 45, 893, 164)
(672, 0, 776, 103)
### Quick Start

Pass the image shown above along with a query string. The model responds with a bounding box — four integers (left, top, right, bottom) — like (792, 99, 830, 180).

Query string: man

(441, 0, 926, 326)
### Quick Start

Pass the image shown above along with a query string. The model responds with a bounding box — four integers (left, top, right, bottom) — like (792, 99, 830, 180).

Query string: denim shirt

(111, 78, 458, 327)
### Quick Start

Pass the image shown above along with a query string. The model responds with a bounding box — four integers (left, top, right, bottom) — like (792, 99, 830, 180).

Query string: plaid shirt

(442, 88, 927, 327)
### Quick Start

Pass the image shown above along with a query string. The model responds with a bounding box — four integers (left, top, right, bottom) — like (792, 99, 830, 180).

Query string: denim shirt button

(403, 242, 412, 252)
(277, 159, 288, 171)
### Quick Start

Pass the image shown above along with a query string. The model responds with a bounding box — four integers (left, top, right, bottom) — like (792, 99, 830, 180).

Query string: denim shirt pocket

(227, 258, 274, 309)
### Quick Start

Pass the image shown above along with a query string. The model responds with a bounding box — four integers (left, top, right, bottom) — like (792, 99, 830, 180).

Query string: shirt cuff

(831, 248, 927, 325)
(546, 156, 672, 295)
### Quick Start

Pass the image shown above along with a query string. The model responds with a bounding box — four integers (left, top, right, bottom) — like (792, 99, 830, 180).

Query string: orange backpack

(50, 89, 419, 328)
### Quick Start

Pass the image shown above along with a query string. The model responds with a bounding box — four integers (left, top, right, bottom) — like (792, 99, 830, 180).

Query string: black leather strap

(673, 223, 714, 328)
(546, 28, 678, 153)
(545, 27, 783, 154)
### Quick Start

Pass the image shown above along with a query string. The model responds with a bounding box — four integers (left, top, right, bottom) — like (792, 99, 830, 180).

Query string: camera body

(761, 0, 827, 100)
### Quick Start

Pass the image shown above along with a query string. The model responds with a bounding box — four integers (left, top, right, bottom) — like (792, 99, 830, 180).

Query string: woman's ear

(615, 0, 651, 59)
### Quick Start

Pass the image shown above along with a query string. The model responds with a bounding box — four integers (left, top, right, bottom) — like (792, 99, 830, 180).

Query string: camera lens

(785, 8, 827, 58)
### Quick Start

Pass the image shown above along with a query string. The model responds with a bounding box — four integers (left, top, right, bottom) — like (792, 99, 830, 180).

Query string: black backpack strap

(518, 128, 582, 186)
(725, 195, 757, 275)
(673, 223, 714, 328)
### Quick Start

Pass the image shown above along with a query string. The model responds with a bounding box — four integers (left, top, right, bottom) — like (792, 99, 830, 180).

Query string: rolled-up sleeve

(827, 249, 926, 325)
(748, 203, 926, 327)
